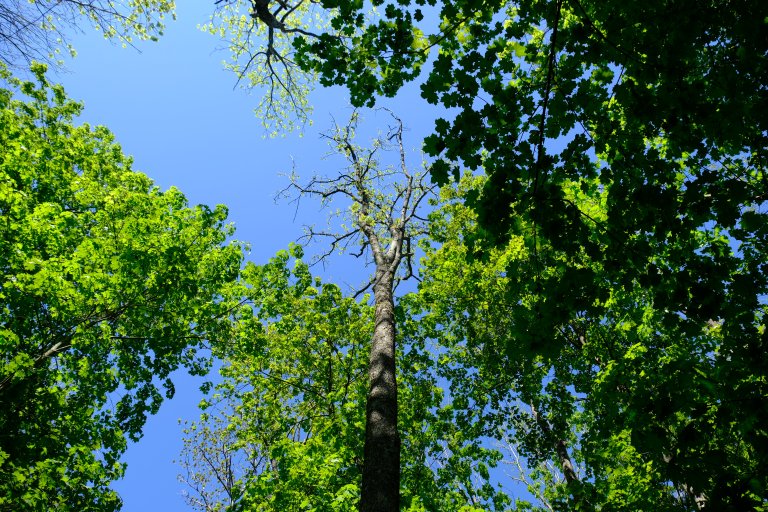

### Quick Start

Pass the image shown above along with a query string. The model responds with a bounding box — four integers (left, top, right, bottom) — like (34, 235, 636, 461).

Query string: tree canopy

(1, 0, 766, 509)
(0, 64, 243, 510)
(412, 174, 768, 509)
(0, 0, 175, 68)
(228, 0, 768, 508)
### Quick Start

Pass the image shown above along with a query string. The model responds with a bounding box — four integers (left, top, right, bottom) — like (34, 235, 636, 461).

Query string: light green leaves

(180, 251, 372, 511)
(203, 0, 328, 134)
(0, 0, 175, 66)
(0, 64, 243, 510)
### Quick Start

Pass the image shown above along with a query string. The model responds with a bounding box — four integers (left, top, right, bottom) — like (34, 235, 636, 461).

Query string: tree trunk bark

(360, 267, 400, 512)
(531, 404, 579, 486)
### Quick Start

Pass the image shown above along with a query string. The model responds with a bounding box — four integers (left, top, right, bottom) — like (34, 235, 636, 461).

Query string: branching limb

(208, 0, 339, 131)
(499, 432, 558, 512)
(0, 0, 172, 67)
(278, 110, 435, 289)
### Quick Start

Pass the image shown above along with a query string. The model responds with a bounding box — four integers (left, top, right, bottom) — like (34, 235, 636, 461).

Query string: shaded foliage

(411, 175, 767, 510)
(233, 1, 768, 507)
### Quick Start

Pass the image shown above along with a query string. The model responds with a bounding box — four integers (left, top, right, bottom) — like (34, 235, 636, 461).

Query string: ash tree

(0, 64, 243, 510)
(179, 112, 511, 511)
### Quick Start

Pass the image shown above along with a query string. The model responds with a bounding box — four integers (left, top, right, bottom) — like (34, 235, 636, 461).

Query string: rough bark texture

(360, 267, 400, 512)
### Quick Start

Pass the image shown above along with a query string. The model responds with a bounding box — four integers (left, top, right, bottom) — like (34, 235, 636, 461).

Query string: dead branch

(278, 110, 436, 292)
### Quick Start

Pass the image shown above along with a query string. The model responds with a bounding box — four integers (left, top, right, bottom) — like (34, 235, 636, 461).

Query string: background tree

(0, 0, 174, 67)
(0, 64, 243, 510)
(180, 247, 373, 512)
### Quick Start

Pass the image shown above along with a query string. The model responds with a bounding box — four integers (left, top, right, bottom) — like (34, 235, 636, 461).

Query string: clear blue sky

(56, 4, 449, 510)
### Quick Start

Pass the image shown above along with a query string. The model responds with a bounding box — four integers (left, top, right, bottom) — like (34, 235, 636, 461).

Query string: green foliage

(204, 0, 328, 134)
(413, 174, 768, 509)
(232, 0, 768, 507)
(180, 250, 510, 511)
(0, 0, 175, 66)
(0, 64, 243, 510)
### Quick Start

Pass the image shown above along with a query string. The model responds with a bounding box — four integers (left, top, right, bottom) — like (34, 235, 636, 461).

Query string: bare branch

(0, 0, 171, 68)
(498, 432, 557, 512)
(276, 110, 435, 290)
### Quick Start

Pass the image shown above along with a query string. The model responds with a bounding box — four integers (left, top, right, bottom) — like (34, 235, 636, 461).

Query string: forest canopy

(208, 0, 768, 509)
(0, 0, 766, 510)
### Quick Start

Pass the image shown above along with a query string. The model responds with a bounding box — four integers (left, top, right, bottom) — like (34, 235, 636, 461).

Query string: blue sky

(55, 3, 448, 510)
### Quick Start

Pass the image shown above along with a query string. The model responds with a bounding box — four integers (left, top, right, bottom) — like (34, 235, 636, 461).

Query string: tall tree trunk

(360, 266, 400, 512)
(287, 111, 431, 511)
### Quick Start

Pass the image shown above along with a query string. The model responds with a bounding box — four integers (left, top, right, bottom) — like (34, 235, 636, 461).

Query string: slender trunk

(360, 267, 400, 512)
(530, 404, 579, 486)
(288, 110, 427, 511)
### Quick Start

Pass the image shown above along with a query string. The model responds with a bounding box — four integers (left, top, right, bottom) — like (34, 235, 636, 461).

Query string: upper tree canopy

(0, 0, 175, 67)
(0, 64, 243, 510)
(218, 0, 768, 325)
(231, 0, 768, 507)
(232, 0, 767, 241)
